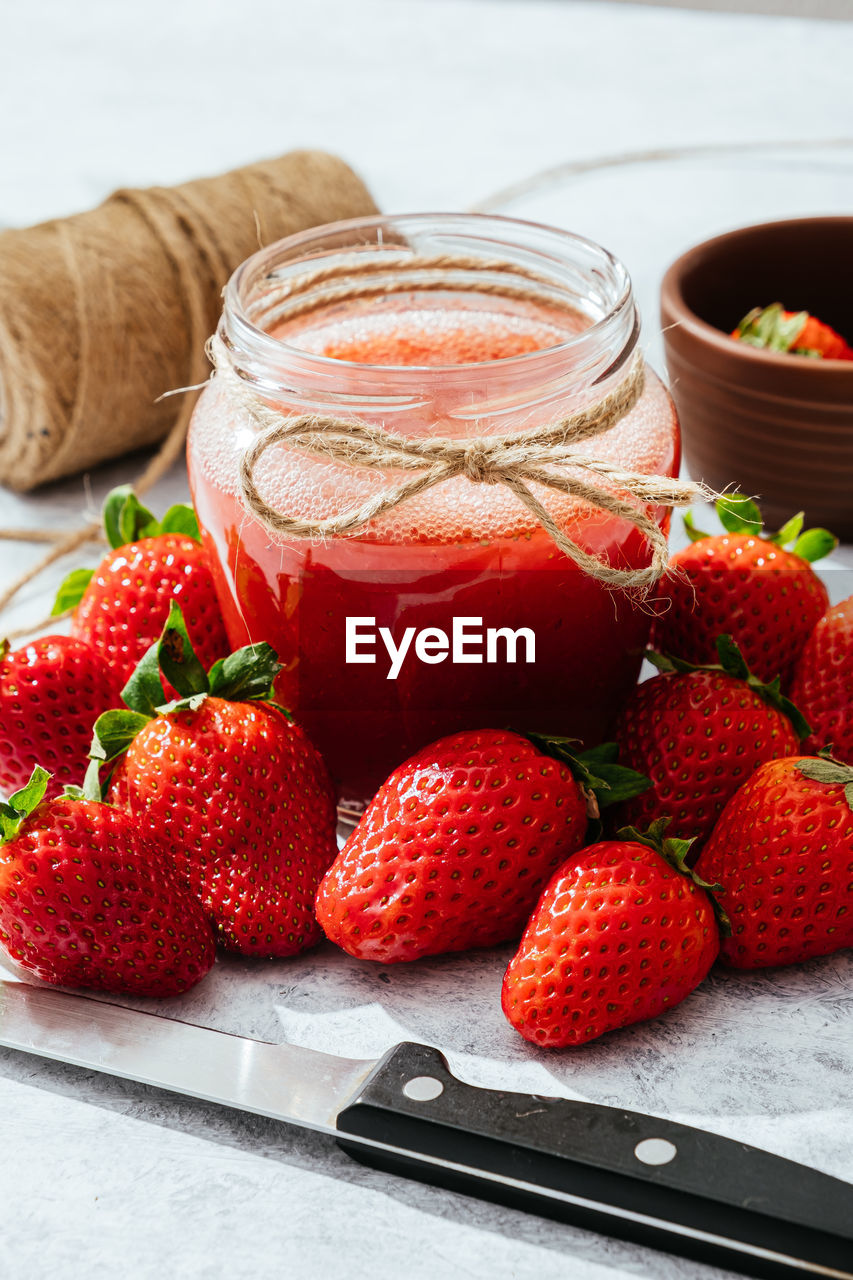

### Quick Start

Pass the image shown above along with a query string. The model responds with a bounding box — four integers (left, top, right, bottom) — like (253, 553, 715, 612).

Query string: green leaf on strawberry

(90, 710, 153, 763)
(618, 815, 695, 876)
(158, 504, 202, 540)
(0, 765, 50, 842)
(156, 601, 210, 699)
(681, 495, 837, 565)
(682, 510, 710, 542)
(572, 742, 652, 810)
(66, 761, 110, 804)
(208, 644, 284, 703)
(734, 303, 808, 352)
(104, 486, 158, 548)
(121, 641, 168, 716)
(772, 511, 804, 547)
(103, 485, 200, 551)
(717, 494, 762, 537)
(523, 732, 650, 819)
(89, 604, 287, 780)
(791, 527, 838, 564)
(51, 567, 96, 615)
(53, 487, 203, 617)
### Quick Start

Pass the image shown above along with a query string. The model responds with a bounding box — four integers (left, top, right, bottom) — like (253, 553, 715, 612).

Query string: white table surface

(1, 3, 853, 1278)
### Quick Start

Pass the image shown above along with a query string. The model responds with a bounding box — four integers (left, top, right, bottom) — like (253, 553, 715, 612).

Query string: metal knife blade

(1, 979, 851, 1280)
(0, 980, 373, 1132)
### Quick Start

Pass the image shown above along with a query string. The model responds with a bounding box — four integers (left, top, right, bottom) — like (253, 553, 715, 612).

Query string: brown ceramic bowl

(660, 217, 853, 538)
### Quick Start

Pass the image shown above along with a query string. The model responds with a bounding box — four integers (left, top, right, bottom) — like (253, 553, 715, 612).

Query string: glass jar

(188, 213, 679, 804)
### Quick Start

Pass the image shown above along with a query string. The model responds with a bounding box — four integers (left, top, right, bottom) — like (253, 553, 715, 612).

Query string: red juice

(189, 296, 679, 804)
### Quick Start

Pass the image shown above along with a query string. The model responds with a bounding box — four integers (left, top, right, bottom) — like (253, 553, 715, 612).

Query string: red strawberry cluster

(313, 494, 853, 1049)
(0, 485, 851, 1055)
(0, 488, 338, 997)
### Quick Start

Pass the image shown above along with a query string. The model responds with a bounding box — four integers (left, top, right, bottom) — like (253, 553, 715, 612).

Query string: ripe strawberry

(790, 596, 853, 763)
(613, 636, 808, 847)
(94, 604, 337, 958)
(502, 820, 721, 1048)
(696, 756, 853, 969)
(315, 730, 649, 964)
(0, 635, 121, 800)
(55, 485, 228, 690)
(0, 766, 215, 995)
(732, 302, 853, 361)
(652, 496, 834, 685)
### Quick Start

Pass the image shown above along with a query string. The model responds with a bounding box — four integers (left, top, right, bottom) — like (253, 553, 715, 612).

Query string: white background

(1, 3, 852, 1278)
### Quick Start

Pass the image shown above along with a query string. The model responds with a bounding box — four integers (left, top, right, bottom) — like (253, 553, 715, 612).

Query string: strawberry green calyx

(120, 600, 284, 712)
(796, 757, 853, 813)
(63, 777, 106, 804)
(88, 603, 286, 789)
(617, 816, 731, 936)
(52, 568, 96, 615)
(682, 494, 837, 563)
(101, 486, 200, 551)
(617, 816, 697, 874)
(733, 303, 808, 353)
(52, 487, 202, 616)
(524, 733, 650, 819)
(0, 766, 50, 843)
(785, 525, 838, 563)
(648, 634, 812, 741)
(122, 600, 210, 715)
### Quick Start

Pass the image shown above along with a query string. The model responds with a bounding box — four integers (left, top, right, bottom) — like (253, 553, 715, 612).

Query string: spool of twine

(219, 251, 717, 592)
(0, 151, 377, 627)
(0, 150, 377, 493)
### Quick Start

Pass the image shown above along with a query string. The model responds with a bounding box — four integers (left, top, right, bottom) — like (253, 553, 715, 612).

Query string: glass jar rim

(221, 211, 638, 393)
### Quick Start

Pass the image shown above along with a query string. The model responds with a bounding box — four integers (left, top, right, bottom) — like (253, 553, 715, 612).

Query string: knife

(0, 980, 850, 1280)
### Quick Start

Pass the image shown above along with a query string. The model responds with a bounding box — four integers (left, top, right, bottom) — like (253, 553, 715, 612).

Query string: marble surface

(1, 2, 853, 1278)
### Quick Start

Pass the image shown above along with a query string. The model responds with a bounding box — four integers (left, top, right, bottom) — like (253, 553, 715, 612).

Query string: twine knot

(462, 443, 500, 485)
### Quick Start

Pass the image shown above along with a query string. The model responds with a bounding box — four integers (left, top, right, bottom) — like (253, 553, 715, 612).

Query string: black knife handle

(336, 1042, 853, 1280)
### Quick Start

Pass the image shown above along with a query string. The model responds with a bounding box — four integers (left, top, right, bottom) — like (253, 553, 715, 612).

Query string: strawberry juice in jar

(188, 214, 679, 804)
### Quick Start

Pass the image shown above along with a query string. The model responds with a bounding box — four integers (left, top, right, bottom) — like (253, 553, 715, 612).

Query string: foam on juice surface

(283, 305, 573, 366)
(192, 299, 677, 547)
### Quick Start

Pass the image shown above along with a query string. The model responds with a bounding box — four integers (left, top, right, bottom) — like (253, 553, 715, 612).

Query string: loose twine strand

(0, 406, 192, 633)
(223, 251, 716, 590)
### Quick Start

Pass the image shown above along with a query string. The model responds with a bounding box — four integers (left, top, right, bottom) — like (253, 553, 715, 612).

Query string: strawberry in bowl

(731, 303, 853, 361)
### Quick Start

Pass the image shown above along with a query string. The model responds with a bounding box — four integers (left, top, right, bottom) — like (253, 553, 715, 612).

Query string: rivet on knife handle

(336, 1043, 853, 1280)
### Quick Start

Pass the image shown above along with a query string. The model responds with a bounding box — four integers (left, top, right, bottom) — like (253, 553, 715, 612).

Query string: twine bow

(213, 335, 712, 592)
